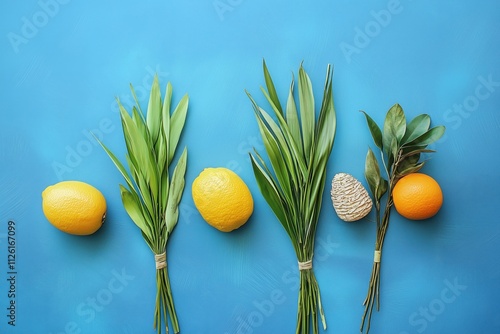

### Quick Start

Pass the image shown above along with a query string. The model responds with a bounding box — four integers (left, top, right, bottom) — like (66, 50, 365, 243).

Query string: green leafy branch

(360, 103, 445, 333)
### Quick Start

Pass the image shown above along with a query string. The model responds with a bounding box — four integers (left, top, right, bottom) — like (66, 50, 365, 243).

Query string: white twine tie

(298, 259, 313, 271)
(155, 252, 167, 270)
(374, 250, 381, 263)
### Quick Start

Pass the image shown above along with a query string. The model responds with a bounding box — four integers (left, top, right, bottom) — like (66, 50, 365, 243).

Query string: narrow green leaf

(138, 172, 156, 218)
(390, 137, 398, 166)
(247, 92, 290, 156)
(401, 148, 435, 160)
(250, 88, 307, 183)
(285, 75, 303, 158)
(251, 149, 298, 240)
(120, 185, 153, 242)
(169, 94, 189, 162)
(119, 107, 149, 177)
(258, 104, 301, 184)
(298, 64, 315, 155)
(252, 107, 293, 203)
(133, 104, 160, 202)
(165, 147, 187, 235)
(260, 88, 286, 126)
(401, 144, 428, 154)
(305, 65, 336, 244)
(156, 128, 168, 177)
(376, 178, 388, 201)
(402, 114, 430, 145)
(251, 149, 282, 194)
(307, 152, 330, 238)
(162, 82, 173, 163)
(382, 103, 406, 154)
(263, 59, 283, 114)
(160, 162, 170, 210)
(129, 84, 144, 116)
(125, 154, 140, 187)
(365, 148, 386, 201)
(396, 161, 425, 178)
(146, 75, 162, 144)
(249, 154, 288, 228)
(313, 64, 336, 170)
(396, 154, 419, 176)
(118, 113, 136, 168)
(360, 111, 383, 149)
(120, 103, 159, 202)
(407, 126, 446, 146)
(94, 136, 135, 192)
(132, 106, 152, 148)
(365, 148, 380, 198)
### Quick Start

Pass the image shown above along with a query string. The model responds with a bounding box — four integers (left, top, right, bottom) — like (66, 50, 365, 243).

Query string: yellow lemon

(192, 168, 253, 232)
(42, 181, 107, 235)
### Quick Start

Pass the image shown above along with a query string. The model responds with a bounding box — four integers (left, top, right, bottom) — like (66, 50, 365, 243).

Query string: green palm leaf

(247, 61, 336, 334)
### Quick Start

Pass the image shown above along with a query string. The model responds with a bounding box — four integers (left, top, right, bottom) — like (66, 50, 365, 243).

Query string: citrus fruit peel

(41, 180, 106, 236)
(192, 167, 253, 232)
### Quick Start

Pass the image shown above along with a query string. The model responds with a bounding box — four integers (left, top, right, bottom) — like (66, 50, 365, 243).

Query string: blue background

(1, 1, 499, 333)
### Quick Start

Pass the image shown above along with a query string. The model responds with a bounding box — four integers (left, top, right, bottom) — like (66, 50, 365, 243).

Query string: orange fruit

(392, 173, 443, 220)
(42, 181, 107, 235)
(192, 168, 253, 232)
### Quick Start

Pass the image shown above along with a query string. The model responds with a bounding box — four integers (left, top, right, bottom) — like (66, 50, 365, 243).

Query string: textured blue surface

(1, 1, 500, 333)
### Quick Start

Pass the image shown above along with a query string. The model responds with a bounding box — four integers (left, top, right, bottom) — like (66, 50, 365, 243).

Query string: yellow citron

(192, 167, 254, 232)
(42, 181, 107, 235)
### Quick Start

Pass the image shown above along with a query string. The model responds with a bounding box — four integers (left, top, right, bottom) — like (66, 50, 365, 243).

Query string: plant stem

(154, 266, 179, 334)
(360, 206, 391, 333)
(361, 153, 402, 333)
(296, 268, 325, 334)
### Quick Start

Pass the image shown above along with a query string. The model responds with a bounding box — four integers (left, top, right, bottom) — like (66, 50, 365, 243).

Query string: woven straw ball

(331, 173, 373, 222)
